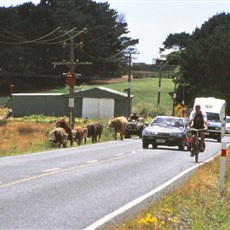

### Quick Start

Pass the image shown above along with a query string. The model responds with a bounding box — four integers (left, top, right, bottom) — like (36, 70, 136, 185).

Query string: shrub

(18, 125, 36, 134)
(135, 102, 167, 118)
(0, 118, 7, 126)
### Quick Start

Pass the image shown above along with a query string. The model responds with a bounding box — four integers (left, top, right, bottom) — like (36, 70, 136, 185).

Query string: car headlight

(170, 132, 183, 137)
(142, 130, 158, 135)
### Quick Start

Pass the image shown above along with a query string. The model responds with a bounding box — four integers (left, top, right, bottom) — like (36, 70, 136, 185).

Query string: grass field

(99, 78, 174, 114)
(39, 77, 175, 116)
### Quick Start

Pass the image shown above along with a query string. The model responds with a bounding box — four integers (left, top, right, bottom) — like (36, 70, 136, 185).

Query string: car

(225, 116, 230, 134)
(142, 116, 189, 150)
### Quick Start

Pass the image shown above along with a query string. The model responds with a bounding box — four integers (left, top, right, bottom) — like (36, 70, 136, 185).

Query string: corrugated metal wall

(12, 87, 132, 118)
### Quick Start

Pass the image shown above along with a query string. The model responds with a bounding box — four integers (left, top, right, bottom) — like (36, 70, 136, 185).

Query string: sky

(1, 0, 230, 64)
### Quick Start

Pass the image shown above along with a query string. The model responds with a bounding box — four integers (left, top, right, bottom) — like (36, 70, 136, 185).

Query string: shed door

(82, 98, 114, 118)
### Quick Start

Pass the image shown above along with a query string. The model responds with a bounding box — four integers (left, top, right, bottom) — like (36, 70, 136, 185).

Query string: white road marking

(86, 160, 99, 164)
(116, 153, 125, 156)
(0, 152, 138, 189)
(43, 168, 61, 172)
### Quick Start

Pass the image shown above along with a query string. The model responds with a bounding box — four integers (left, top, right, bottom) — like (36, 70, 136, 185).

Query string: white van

(193, 97, 226, 142)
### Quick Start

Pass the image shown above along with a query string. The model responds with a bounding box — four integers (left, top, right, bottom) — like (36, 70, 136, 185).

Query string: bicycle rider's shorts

(191, 127, 204, 136)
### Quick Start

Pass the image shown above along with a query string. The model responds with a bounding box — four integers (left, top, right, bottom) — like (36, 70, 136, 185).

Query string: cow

(86, 122, 103, 143)
(72, 126, 88, 146)
(55, 118, 73, 146)
(108, 116, 128, 141)
(47, 127, 68, 148)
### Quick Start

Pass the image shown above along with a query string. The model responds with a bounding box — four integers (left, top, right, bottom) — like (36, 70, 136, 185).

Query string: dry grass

(0, 109, 114, 157)
(0, 119, 54, 156)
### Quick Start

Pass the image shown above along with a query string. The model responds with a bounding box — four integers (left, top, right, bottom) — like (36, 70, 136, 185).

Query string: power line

(0, 27, 86, 45)
(82, 49, 123, 61)
(36, 28, 87, 45)
(0, 27, 60, 44)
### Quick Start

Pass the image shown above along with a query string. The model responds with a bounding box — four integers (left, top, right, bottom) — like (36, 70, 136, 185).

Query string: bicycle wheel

(195, 139, 199, 163)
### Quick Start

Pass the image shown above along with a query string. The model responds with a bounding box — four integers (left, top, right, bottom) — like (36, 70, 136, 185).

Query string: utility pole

(157, 61, 168, 106)
(157, 64, 162, 105)
(127, 52, 131, 116)
(10, 84, 14, 108)
(172, 78, 177, 116)
(126, 50, 139, 116)
(52, 28, 91, 129)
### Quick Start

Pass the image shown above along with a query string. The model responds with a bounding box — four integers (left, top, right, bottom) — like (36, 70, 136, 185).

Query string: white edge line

(83, 154, 218, 230)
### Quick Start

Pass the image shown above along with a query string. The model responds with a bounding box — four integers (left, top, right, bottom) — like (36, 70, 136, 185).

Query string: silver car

(142, 116, 189, 150)
(225, 116, 230, 134)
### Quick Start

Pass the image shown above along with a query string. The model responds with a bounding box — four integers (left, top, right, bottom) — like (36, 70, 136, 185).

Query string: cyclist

(188, 104, 208, 156)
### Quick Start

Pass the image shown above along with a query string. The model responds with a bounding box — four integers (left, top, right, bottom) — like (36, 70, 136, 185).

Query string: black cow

(86, 122, 103, 143)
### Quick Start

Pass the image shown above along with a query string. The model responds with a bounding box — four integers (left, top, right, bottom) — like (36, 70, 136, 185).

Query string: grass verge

(112, 151, 230, 229)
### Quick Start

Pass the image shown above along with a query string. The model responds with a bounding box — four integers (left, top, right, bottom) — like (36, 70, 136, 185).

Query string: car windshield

(151, 117, 185, 128)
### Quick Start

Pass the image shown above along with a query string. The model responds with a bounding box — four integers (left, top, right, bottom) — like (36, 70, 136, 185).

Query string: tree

(0, 0, 138, 78)
(164, 13, 230, 111)
(163, 32, 191, 50)
(166, 51, 181, 65)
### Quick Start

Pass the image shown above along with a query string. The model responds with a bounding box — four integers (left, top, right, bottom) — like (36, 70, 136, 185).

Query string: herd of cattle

(47, 116, 129, 148)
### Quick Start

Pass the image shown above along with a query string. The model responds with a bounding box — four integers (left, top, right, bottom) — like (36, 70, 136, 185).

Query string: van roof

(194, 97, 226, 112)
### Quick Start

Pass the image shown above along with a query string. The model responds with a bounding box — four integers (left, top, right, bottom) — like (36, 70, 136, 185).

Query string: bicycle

(187, 128, 206, 163)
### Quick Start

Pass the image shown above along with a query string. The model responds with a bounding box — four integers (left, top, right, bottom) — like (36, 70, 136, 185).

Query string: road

(1, 136, 229, 229)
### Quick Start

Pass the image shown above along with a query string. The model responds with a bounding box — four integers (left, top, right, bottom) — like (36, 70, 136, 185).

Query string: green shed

(12, 87, 133, 118)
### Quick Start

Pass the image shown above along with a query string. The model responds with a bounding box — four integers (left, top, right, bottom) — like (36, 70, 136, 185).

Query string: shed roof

(74, 86, 133, 98)
(12, 87, 133, 99)
(12, 93, 64, 96)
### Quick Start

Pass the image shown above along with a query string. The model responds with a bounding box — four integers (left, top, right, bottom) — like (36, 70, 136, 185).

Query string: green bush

(135, 102, 167, 118)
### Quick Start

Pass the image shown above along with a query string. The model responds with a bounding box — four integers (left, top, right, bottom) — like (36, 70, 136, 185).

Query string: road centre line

(0, 152, 135, 189)
(86, 160, 99, 164)
(43, 168, 61, 172)
(116, 153, 126, 156)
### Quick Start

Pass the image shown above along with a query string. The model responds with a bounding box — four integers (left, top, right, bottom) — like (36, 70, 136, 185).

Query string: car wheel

(178, 142, 186, 151)
(152, 143, 157, 149)
(217, 134, 222, 142)
(142, 143, 149, 149)
(139, 129, 143, 138)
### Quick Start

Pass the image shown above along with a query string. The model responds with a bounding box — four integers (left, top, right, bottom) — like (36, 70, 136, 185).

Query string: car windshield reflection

(151, 117, 185, 128)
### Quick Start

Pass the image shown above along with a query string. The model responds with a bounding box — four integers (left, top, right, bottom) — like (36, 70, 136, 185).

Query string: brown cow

(47, 127, 68, 148)
(72, 126, 88, 146)
(108, 116, 128, 141)
(55, 119, 73, 146)
(86, 122, 103, 143)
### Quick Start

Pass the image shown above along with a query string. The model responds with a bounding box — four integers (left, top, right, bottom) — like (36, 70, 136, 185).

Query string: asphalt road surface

(1, 136, 229, 229)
